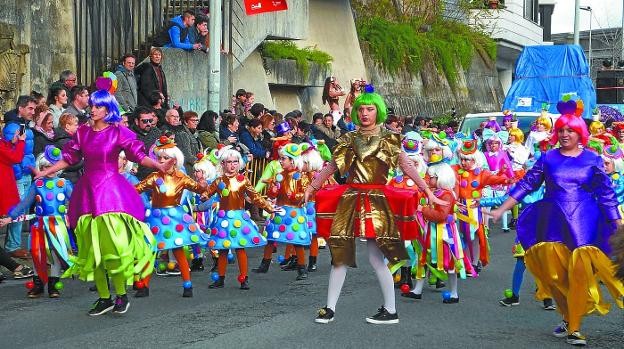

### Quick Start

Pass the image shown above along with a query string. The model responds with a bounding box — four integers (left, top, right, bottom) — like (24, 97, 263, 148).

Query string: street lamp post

(580, 6, 592, 74)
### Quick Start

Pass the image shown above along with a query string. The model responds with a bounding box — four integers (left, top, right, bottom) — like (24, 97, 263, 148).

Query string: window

(524, 0, 539, 23)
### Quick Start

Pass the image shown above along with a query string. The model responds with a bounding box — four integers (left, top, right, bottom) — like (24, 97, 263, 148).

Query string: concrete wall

(227, 0, 309, 68)
(232, 50, 274, 110)
(0, 0, 76, 95)
(157, 48, 229, 113)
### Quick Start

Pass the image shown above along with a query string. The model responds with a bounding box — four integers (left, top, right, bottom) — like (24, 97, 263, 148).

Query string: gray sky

(551, 0, 622, 34)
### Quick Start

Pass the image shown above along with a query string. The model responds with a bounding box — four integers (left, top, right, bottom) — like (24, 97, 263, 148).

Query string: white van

(459, 112, 560, 136)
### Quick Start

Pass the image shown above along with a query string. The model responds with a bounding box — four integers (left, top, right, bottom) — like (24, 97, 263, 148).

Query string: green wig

(350, 85, 388, 126)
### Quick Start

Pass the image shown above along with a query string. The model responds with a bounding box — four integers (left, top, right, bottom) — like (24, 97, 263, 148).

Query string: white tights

(326, 240, 396, 314)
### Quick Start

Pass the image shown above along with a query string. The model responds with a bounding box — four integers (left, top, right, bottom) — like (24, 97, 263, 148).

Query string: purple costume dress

(510, 148, 624, 316)
(61, 124, 155, 282)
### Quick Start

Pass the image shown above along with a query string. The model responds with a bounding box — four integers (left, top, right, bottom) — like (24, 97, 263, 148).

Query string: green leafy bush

(261, 41, 333, 78)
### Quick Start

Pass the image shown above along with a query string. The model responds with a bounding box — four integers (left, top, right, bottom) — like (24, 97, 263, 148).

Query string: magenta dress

(61, 123, 154, 282)
(62, 124, 147, 227)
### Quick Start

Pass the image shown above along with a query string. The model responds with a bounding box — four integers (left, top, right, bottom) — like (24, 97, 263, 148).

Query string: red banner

(244, 0, 288, 16)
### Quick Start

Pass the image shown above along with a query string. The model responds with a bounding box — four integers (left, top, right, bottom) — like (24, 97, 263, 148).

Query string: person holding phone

(2, 95, 36, 259)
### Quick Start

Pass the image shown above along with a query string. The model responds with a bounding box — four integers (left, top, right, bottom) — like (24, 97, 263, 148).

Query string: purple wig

(502, 114, 514, 123)
(89, 89, 121, 123)
(484, 119, 501, 132)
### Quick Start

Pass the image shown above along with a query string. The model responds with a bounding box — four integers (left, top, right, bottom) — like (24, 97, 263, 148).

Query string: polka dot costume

(304, 202, 317, 236)
(207, 209, 266, 249)
(265, 206, 311, 246)
(145, 205, 207, 251)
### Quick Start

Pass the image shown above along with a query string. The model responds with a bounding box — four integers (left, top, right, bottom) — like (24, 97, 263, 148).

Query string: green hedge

(356, 17, 496, 88)
(261, 41, 333, 78)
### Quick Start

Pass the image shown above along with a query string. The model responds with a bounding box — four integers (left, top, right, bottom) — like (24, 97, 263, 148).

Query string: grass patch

(260, 41, 333, 78)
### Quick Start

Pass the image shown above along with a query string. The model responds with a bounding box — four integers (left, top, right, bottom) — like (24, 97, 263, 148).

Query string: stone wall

(0, 0, 75, 99)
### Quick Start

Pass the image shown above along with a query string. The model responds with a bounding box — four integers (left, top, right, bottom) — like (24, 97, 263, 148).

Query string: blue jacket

(164, 16, 193, 50)
(2, 120, 35, 180)
(239, 128, 267, 158)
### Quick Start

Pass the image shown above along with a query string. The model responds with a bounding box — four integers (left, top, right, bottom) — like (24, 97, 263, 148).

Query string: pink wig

(551, 99, 589, 146)
(551, 114, 589, 146)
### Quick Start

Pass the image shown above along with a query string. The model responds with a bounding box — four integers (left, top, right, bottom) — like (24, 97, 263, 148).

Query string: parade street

(1, 225, 622, 349)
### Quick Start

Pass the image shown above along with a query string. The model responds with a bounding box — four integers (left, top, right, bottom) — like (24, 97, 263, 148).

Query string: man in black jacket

(135, 47, 169, 109)
(130, 106, 162, 180)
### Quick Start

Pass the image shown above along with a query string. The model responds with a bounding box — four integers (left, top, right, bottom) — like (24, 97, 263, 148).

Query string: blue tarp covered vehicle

(502, 45, 595, 119)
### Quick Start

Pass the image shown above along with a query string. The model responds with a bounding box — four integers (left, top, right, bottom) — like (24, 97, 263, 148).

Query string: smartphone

(19, 123, 26, 135)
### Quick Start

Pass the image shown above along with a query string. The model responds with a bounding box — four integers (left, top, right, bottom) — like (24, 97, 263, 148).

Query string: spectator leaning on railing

(153, 10, 202, 51)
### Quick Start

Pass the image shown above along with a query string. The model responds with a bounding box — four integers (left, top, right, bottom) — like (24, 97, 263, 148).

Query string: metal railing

(73, 0, 217, 87)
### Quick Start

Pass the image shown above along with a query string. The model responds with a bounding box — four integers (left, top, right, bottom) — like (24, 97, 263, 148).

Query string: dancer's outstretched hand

(486, 208, 503, 222)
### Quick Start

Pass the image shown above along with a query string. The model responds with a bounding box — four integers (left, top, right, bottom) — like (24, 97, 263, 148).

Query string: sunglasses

(140, 118, 153, 124)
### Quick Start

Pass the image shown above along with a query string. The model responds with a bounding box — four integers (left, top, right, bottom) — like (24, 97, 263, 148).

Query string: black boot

(281, 256, 299, 271)
(403, 267, 413, 289)
(308, 256, 317, 272)
(395, 267, 409, 289)
(296, 265, 308, 280)
(190, 257, 204, 272)
(48, 277, 60, 298)
(252, 258, 271, 273)
(28, 276, 44, 298)
(210, 255, 219, 272)
(240, 276, 250, 290)
(209, 276, 225, 289)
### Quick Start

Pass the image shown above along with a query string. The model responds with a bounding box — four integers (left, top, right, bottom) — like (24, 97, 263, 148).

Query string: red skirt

(315, 184, 420, 241)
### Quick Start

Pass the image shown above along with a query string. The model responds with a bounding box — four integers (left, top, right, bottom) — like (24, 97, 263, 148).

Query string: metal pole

(208, 0, 222, 113)
(573, 0, 581, 45)
(621, 0, 624, 62)
(588, 10, 592, 74)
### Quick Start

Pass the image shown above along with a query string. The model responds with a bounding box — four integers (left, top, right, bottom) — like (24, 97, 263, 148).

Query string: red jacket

(0, 139, 25, 215)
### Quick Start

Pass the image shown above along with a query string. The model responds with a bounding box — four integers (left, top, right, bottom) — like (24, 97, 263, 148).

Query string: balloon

(237, 275, 246, 283)
(277, 255, 285, 263)
(167, 262, 176, 270)
(504, 289, 514, 299)
(25, 281, 34, 289)
(227, 253, 234, 262)
(136, 280, 145, 289)
(158, 263, 167, 272)
(211, 272, 220, 281)
(54, 281, 64, 291)
(393, 273, 401, 283)
(183, 281, 192, 289)
(442, 291, 452, 301)
(400, 284, 410, 294)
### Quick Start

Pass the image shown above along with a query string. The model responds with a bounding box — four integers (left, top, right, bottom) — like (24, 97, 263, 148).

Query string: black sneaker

(435, 279, 445, 289)
(13, 265, 34, 279)
(566, 331, 587, 346)
(543, 298, 556, 310)
(443, 297, 459, 304)
(401, 292, 422, 300)
(88, 298, 114, 316)
(112, 295, 130, 314)
(365, 307, 399, 324)
(315, 307, 335, 324)
(134, 287, 149, 298)
(499, 295, 520, 306)
(183, 287, 193, 298)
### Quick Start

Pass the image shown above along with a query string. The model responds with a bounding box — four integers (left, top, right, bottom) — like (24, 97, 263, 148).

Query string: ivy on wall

(354, 0, 497, 89)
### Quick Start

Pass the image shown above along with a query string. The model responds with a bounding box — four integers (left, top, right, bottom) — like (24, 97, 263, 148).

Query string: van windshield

(459, 116, 540, 135)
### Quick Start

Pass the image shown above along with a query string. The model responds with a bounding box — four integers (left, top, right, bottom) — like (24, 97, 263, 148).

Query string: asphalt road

(1, 225, 622, 349)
